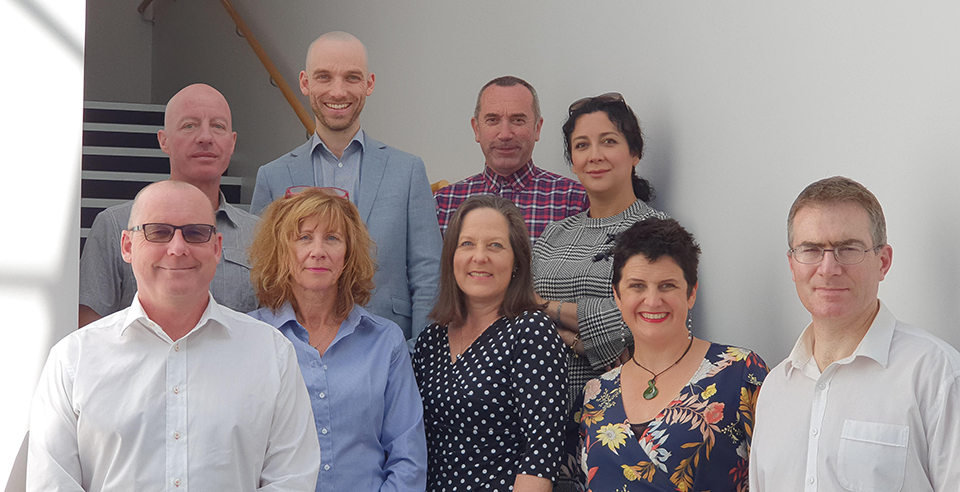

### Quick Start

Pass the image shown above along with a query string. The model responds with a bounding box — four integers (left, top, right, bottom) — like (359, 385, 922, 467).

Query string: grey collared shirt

(310, 129, 365, 203)
(79, 190, 260, 315)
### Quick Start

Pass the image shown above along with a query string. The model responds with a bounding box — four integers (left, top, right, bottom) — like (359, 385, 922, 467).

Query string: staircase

(80, 101, 243, 252)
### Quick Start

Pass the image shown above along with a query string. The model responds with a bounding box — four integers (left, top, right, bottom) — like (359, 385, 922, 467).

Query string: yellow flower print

(725, 346, 751, 361)
(701, 383, 717, 399)
(622, 462, 657, 482)
(582, 407, 606, 426)
(597, 423, 628, 453)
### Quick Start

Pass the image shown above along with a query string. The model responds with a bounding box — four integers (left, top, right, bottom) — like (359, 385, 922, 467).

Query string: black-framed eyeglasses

(789, 244, 883, 265)
(130, 223, 217, 244)
(568, 92, 625, 113)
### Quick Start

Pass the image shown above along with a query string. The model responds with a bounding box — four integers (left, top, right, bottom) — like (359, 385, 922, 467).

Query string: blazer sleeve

(404, 157, 442, 344)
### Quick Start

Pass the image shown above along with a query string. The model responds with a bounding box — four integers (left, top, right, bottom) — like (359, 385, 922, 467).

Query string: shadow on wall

(9, 0, 83, 59)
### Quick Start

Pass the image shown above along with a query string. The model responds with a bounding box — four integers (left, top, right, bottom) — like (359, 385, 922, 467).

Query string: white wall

(148, 0, 960, 364)
(83, 0, 151, 102)
(1, 0, 84, 486)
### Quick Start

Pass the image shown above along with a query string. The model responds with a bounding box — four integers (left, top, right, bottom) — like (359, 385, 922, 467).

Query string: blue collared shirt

(248, 303, 427, 492)
(310, 130, 365, 203)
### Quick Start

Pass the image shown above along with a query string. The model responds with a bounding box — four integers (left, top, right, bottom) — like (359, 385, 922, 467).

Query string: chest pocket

(837, 419, 908, 492)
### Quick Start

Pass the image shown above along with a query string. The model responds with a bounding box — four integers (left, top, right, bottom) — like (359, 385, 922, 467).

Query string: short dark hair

(474, 75, 541, 121)
(562, 94, 654, 202)
(430, 195, 544, 326)
(787, 176, 886, 248)
(611, 218, 700, 297)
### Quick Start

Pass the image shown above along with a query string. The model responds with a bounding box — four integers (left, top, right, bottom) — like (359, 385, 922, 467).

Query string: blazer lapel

(358, 137, 387, 223)
(287, 140, 317, 187)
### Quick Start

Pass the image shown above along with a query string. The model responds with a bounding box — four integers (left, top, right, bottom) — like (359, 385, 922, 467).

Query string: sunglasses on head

(130, 223, 217, 244)
(284, 186, 350, 199)
(568, 92, 626, 113)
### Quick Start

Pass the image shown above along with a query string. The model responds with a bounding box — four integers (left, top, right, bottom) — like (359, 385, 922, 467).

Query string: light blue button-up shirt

(248, 302, 427, 492)
(310, 130, 364, 203)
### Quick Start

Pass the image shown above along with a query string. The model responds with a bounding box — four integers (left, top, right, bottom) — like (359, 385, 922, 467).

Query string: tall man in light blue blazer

(251, 32, 441, 345)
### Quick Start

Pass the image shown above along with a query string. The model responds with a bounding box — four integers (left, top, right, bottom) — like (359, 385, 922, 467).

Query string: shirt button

(808, 477, 815, 484)
(319, 392, 325, 399)
(818, 383, 826, 389)
(323, 365, 328, 370)
(812, 428, 818, 436)
(337, 162, 343, 168)
(174, 478, 181, 487)
(174, 431, 181, 440)
(173, 386, 180, 394)
(321, 428, 328, 435)
(324, 464, 331, 471)
(174, 343, 180, 352)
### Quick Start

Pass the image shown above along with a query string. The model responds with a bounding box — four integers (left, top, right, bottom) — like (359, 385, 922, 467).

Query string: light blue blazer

(251, 135, 441, 344)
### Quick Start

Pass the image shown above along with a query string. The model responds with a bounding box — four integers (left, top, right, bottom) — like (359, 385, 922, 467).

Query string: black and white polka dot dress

(413, 310, 568, 491)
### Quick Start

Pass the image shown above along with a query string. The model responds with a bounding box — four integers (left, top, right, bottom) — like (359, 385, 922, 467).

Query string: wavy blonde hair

(249, 189, 375, 318)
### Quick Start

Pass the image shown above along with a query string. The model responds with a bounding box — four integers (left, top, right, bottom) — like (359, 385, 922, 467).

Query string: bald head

(300, 31, 375, 137)
(122, 180, 222, 315)
(158, 84, 237, 190)
(129, 180, 216, 229)
(164, 84, 232, 131)
(306, 31, 369, 73)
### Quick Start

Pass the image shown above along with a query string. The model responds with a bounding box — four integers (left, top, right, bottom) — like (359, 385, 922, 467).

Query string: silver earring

(686, 312, 693, 332)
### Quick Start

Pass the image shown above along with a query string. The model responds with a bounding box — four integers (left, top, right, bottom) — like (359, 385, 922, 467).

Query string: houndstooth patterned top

(532, 198, 667, 411)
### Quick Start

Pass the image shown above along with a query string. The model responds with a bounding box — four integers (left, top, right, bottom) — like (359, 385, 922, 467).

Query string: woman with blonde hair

(248, 187, 426, 492)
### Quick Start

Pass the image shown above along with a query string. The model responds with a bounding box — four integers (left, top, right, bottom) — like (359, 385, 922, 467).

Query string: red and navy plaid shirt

(434, 162, 588, 240)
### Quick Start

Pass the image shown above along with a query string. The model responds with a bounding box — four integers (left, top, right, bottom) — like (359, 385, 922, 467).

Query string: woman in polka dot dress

(414, 195, 568, 491)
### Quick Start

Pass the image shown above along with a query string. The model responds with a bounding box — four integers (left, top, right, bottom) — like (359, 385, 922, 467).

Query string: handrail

(137, 0, 316, 136)
(216, 0, 315, 136)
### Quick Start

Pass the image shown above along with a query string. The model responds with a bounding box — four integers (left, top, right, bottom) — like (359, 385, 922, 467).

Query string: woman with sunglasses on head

(414, 195, 568, 492)
(531, 93, 666, 484)
(247, 187, 427, 492)
(579, 218, 768, 491)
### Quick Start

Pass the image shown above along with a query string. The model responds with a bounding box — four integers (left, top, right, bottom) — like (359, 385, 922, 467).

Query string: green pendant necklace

(631, 331, 693, 400)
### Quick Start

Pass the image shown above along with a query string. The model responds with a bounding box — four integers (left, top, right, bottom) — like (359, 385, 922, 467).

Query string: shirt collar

(214, 190, 238, 227)
(273, 302, 370, 344)
(310, 128, 366, 158)
(784, 299, 896, 377)
(119, 292, 225, 342)
(482, 161, 536, 191)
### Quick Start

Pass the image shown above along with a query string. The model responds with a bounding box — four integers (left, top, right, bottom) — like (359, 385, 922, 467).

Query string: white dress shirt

(27, 294, 320, 492)
(750, 301, 960, 492)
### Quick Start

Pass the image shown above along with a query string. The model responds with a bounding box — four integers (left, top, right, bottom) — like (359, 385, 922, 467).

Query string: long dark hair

(562, 95, 655, 202)
(430, 195, 544, 326)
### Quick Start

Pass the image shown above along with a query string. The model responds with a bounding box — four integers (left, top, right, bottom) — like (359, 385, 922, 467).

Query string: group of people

(29, 29, 959, 492)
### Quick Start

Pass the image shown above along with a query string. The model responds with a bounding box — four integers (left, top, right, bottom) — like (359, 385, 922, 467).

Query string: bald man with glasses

(29, 180, 320, 491)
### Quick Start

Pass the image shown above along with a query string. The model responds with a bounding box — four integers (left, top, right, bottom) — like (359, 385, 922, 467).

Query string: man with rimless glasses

(28, 181, 320, 491)
(79, 83, 260, 327)
(750, 176, 960, 491)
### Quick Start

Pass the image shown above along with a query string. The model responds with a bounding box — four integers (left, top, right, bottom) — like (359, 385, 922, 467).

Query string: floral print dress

(578, 344, 768, 492)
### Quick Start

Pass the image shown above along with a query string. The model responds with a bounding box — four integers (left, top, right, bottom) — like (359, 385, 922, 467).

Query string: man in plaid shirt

(434, 76, 587, 240)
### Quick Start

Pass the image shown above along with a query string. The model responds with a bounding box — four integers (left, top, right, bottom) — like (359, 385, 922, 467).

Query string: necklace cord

(631, 332, 694, 381)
